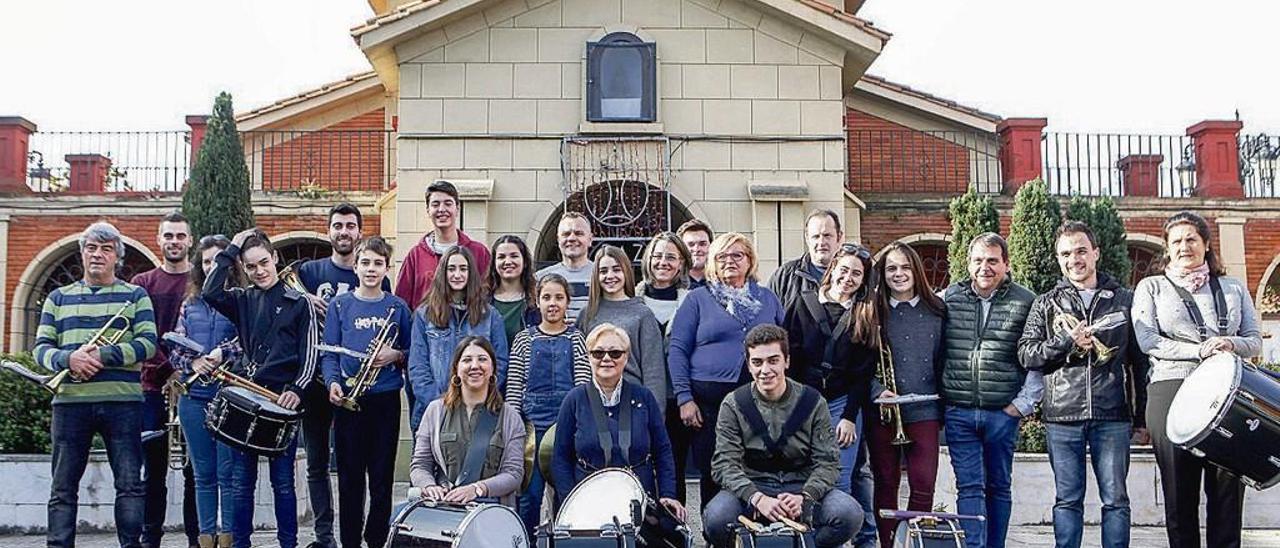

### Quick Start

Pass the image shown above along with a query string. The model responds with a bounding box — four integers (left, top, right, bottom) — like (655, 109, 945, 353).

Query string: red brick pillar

(1117, 154, 1163, 197)
(1187, 120, 1244, 199)
(997, 117, 1047, 195)
(0, 117, 36, 193)
(186, 115, 210, 166)
(65, 154, 112, 192)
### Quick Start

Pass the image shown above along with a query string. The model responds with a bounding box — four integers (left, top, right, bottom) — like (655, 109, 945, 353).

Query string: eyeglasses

(589, 349, 626, 360)
(652, 253, 682, 263)
(840, 243, 871, 259)
(714, 251, 747, 263)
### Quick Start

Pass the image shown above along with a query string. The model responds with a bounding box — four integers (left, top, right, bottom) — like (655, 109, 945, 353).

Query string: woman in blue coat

(552, 323, 687, 545)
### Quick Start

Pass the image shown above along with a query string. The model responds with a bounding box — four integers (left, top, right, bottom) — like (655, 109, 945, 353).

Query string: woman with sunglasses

(668, 232, 785, 509)
(169, 234, 243, 548)
(551, 323, 687, 546)
(782, 243, 879, 480)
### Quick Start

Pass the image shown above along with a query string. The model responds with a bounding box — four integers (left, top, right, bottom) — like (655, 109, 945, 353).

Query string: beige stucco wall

(392, 0, 852, 279)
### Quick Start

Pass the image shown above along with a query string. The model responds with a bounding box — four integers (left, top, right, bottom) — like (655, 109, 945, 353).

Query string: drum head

(222, 386, 294, 418)
(1167, 352, 1242, 445)
(390, 502, 527, 547)
(555, 468, 646, 530)
(454, 505, 528, 547)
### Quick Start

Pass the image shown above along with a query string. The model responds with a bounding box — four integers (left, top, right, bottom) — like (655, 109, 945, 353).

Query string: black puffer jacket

(1018, 273, 1149, 426)
(940, 277, 1035, 409)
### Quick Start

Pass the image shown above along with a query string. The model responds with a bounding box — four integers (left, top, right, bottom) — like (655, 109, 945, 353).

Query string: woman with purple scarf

(667, 232, 785, 511)
(1132, 211, 1262, 548)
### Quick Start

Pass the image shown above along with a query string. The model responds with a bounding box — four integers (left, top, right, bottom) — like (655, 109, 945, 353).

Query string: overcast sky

(1, 0, 1274, 133)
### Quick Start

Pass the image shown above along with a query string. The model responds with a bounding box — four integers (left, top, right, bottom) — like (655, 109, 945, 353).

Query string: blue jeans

(944, 405, 1019, 548)
(230, 438, 299, 548)
(827, 396, 877, 546)
(1045, 420, 1132, 548)
(702, 479, 863, 548)
(518, 427, 550, 537)
(48, 401, 145, 548)
(179, 395, 236, 535)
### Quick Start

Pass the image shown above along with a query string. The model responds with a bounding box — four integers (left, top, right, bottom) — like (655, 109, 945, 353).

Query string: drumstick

(737, 515, 765, 533)
(778, 516, 809, 533)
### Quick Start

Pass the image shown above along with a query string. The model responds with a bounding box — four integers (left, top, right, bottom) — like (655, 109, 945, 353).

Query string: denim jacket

(407, 304, 509, 434)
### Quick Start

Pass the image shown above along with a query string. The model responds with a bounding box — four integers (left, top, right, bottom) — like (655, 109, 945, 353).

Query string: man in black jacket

(204, 228, 319, 548)
(1018, 221, 1149, 548)
(768, 209, 843, 309)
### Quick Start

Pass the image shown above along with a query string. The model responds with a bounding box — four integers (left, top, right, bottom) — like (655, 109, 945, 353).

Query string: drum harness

(1163, 275, 1228, 343)
(734, 384, 822, 484)
(583, 381, 648, 471)
(448, 405, 501, 489)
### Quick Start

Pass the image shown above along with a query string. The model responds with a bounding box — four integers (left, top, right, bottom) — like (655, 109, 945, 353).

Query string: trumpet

(874, 326, 911, 446)
(1052, 302, 1118, 363)
(326, 308, 400, 412)
(165, 378, 188, 471)
(5, 300, 134, 394)
(279, 261, 323, 330)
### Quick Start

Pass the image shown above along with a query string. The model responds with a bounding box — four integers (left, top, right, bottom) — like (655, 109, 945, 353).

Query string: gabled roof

(237, 71, 384, 130)
(853, 73, 1002, 132)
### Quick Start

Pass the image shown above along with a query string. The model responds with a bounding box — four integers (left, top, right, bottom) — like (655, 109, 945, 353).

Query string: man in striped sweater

(35, 221, 158, 548)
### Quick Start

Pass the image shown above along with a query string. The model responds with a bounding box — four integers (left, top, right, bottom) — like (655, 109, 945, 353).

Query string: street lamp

(1175, 143, 1196, 196)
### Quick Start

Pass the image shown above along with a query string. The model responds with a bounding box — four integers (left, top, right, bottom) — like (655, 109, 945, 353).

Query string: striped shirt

(504, 326, 591, 415)
(34, 280, 157, 405)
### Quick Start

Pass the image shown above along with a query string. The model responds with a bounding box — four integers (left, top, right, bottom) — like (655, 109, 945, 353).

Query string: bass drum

(387, 500, 528, 547)
(1166, 352, 1280, 490)
(555, 468, 648, 531)
(205, 386, 300, 457)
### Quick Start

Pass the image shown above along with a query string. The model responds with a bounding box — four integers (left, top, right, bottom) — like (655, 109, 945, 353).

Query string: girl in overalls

(504, 273, 591, 537)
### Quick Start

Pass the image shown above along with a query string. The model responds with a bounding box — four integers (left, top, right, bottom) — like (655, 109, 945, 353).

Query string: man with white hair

(34, 221, 158, 547)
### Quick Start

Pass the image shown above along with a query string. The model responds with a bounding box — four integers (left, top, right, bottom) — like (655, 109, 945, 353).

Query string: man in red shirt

(393, 180, 490, 310)
(130, 211, 197, 548)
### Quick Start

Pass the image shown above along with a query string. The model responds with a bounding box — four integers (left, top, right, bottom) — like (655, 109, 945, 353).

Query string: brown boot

(216, 532, 233, 548)
(197, 535, 216, 548)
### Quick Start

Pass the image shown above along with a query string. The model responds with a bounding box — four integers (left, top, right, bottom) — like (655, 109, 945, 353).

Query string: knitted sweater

(873, 298, 944, 423)
(1132, 274, 1262, 383)
(34, 280, 157, 405)
(579, 297, 669, 408)
(668, 283, 785, 405)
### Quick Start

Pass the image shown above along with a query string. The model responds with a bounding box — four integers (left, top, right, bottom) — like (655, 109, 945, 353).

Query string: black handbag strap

(799, 292, 849, 385)
(1163, 275, 1228, 341)
(586, 382, 632, 467)
(454, 406, 499, 486)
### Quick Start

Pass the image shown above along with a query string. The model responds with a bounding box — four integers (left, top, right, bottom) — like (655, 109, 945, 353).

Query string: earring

(452, 376, 462, 386)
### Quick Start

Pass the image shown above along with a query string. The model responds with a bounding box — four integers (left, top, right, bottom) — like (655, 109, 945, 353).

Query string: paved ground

(7, 524, 1280, 547)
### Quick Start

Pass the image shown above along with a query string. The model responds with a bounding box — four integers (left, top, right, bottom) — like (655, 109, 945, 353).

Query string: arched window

(586, 32, 656, 123)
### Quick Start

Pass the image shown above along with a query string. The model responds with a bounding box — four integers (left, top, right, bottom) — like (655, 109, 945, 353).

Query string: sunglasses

(589, 349, 626, 360)
(840, 243, 871, 259)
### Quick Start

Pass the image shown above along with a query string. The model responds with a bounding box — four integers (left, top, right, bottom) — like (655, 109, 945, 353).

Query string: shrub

(947, 189, 1001, 285)
(0, 353, 53, 454)
(1008, 179, 1062, 294)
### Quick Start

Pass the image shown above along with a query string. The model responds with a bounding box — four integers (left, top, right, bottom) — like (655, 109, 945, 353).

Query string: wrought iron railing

(846, 129, 1002, 195)
(26, 131, 192, 192)
(1239, 133, 1280, 198)
(24, 129, 394, 194)
(242, 129, 394, 192)
(1041, 132, 1196, 197)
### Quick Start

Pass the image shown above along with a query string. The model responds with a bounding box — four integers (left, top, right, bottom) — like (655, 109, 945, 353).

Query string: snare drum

(1167, 352, 1280, 490)
(892, 517, 964, 547)
(548, 468, 647, 546)
(205, 386, 300, 457)
(387, 500, 528, 547)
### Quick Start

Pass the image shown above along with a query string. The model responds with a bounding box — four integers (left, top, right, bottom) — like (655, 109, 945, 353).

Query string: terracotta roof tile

(794, 0, 891, 42)
(238, 71, 380, 121)
(859, 73, 1002, 123)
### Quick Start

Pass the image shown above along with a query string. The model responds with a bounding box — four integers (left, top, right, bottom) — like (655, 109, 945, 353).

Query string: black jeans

(333, 390, 400, 548)
(302, 382, 337, 547)
(664, 399, 694, 504)
(1147, 379, 1245, 548)
(48, 401, 145, 548)
(689, 379, 742, 510)
(141, 391, 201, 547)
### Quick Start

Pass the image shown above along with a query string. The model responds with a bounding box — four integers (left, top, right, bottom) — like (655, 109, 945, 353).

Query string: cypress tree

(947, 188, 1001, 284)
(183, 92, 254, 241)
(1008, 179, 1062, 294)
(1064, 195, 1133, 286)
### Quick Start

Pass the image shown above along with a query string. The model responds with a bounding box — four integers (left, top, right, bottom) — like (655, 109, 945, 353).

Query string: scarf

(707, 281, 763, 326)
(1165, 262, 1211, 292)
